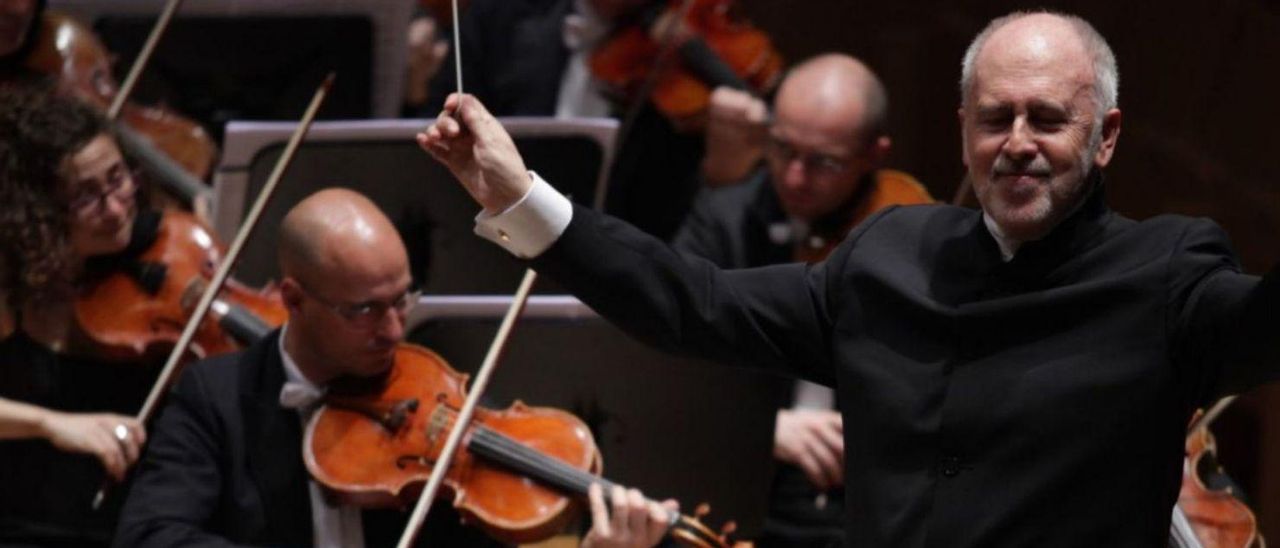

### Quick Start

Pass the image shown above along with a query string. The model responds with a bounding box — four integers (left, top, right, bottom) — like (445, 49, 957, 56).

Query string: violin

(1171, 412, 1265, 548)
(25, 11, 216, 202)
(305, 342, 739, 547)
(75, 210, 287, 363)
(590, 0, 783, 130)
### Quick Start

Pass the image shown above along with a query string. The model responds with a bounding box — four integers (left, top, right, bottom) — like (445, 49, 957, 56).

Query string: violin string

(470, 426, 613, 495)
(432, 407, 612, 495)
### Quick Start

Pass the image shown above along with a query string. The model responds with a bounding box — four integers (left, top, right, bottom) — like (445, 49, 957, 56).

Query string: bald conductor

(419, 10, 1280, 546)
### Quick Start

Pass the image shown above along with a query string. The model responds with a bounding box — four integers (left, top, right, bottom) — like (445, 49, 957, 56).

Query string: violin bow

(95, 0, 210, 211)
(92, 73, 335, 509)
(396, 3, 543, 541)
(395, 269, 539, 548)
(106, 0, 185, 119)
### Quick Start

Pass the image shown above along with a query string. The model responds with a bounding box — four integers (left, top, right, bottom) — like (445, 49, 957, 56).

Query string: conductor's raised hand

(416, 94, 532, 214)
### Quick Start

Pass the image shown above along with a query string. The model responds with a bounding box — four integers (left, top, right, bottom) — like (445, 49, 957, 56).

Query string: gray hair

(959, 11, 1119, 118)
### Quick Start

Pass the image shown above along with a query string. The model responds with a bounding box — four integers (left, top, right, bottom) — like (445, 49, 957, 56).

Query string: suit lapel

(241, 331, 314, 546)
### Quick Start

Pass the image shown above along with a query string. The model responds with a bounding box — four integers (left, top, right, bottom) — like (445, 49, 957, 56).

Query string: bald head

(775, 53, 888, 143)
(278, 188, 408, 285)
(961, 11, 1118, 117)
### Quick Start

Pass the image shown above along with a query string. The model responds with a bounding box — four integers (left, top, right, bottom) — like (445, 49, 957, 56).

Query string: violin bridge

(427, 406, 450, 445)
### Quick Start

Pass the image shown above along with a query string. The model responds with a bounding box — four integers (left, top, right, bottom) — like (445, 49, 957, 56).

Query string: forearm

(532, 204, 834, 381)
(0, 396, 53, 440)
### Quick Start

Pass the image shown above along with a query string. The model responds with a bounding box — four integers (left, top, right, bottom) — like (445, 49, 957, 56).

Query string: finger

(417, 130, 447, 155)
(130, 421, 147, 446)
(93, 434, 125, 482)
(122, 418, 146, 445)
(588, 483, 612, 537)
(610, 485, 630, 533)
(816, 421, 845, 460)
(795, 451, 827, 489)
(626, 488, 647, 533)
(443, 92, 461, 112)
(456, 94, 497, 133)
(646, 499, 675, 541)
(435, 111, 461, 137)
(120, 433, 141, 466)
(805, 435, 842, 488)
(746, 97, 769, 123)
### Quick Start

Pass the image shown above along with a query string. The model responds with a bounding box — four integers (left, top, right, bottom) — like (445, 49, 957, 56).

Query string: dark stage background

(735, 0, 1280, 539)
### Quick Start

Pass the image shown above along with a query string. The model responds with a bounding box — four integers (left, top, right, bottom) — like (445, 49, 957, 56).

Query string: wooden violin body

(305, 343, 738, 547)
(590, 0, 782, 129)
(1173, 425, 1265, 548)
(306, 343, 600, 544)
(25, 11, 217, 179)
(75, 211, 287, 363)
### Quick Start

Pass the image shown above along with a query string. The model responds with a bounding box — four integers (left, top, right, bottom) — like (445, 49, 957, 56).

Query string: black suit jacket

(114, 331, 501, 547)
(531, 185, 1280, 547)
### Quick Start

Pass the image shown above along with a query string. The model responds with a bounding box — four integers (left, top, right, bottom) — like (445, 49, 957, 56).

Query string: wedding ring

(114, 424, 129, 442)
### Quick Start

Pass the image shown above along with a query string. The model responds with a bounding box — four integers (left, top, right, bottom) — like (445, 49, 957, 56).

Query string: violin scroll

(1175, 412, 1265, 548)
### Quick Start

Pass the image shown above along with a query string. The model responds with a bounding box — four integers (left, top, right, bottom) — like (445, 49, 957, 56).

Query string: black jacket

(532, 186, 1280, 546)
(114, 331, 500, 547)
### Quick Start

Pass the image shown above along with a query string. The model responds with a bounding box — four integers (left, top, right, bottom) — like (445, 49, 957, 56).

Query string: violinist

(0, 81, 151, 546)
(116, 188, 673, 548)
(415, 0, 704, 241)
(1, 0, 215, 222)
(671, 53, 932, 547)
(419, 10, 1280, 545)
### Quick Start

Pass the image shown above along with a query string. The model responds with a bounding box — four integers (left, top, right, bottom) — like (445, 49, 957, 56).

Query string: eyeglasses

(299, 283, 421, 328)
(765, 137, 853, 176)
(66, 163, 137, 216)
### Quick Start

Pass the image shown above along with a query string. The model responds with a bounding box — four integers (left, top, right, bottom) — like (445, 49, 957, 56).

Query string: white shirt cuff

(474, 171, 573, 258)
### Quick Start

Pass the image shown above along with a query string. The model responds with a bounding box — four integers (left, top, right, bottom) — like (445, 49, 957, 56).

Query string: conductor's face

(961, 15, 1120, 242)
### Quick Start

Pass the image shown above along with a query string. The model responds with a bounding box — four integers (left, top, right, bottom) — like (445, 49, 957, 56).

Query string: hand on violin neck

(583, 482, 677, 548)
(416, 94, 533, 214)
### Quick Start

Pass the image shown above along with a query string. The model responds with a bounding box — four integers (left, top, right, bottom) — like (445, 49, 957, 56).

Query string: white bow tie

(279, 381, 325, 410)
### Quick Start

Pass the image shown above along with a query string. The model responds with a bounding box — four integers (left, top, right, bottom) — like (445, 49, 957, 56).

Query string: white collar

(278, 323, 324, 394)
(982, 212, 1021, 262)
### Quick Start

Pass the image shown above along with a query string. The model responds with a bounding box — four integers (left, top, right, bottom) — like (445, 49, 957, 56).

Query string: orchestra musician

(0, 83, 154, 546)
(419, 10, 1280, 545)
(672, 53, 933, 547)
(114, 188, 673, 548)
